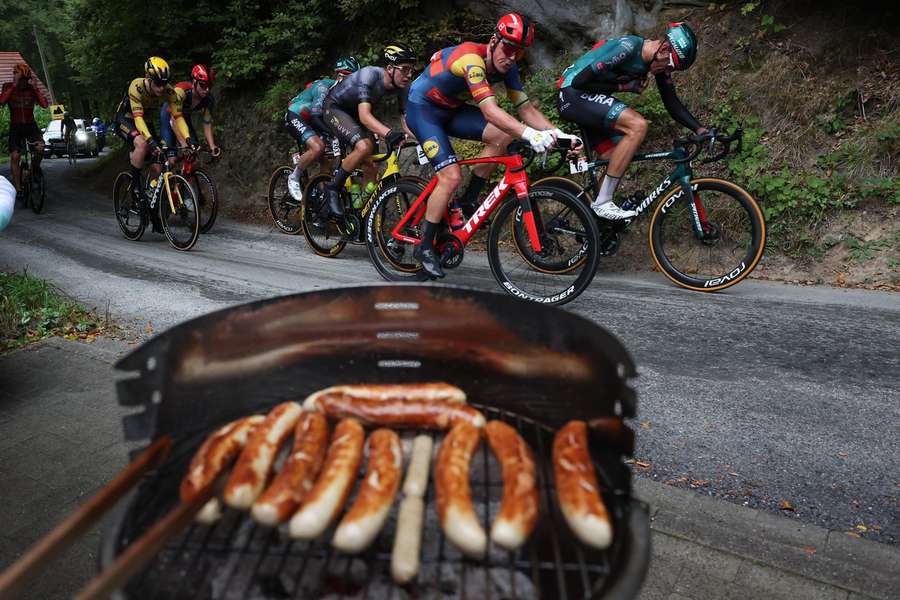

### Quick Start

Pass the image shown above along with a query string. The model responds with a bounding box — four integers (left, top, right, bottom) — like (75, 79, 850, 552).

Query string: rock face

(462, 0, 664, 65)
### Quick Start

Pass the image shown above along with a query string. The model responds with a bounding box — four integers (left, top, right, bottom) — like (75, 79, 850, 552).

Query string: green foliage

(1, 270, 109, 352)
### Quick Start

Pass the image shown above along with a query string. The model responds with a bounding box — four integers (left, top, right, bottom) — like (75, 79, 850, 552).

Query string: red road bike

(364, 142, 600, 305)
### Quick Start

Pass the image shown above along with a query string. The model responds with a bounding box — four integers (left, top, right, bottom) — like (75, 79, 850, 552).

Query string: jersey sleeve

(503, 65, 529, 108)
(449, 53, 494, 104)
(168, 87, 191, 141)
(128, 79, 154, 140)
(201, 95, 215, 123)
(589, 37, 640, 77)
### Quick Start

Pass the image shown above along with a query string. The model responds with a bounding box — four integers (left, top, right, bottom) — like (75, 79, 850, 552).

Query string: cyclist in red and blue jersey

(160, 65, 219, 164)
(1, 64, 48, 194)
(405, 13, 569, 279)
(556, 22, 707, 220)
(284, 57, 359, 200)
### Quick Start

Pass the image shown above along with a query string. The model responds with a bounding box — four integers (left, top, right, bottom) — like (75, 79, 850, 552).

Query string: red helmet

(191, 64, 211, 84)
(495, 13, 535, 48)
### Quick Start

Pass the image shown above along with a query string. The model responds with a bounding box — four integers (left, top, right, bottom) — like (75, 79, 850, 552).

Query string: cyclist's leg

(26, 124, 44, 173)
(446, 105, 498, 213)
(8, 129, 23, 192)
(323, 101, 374, 215)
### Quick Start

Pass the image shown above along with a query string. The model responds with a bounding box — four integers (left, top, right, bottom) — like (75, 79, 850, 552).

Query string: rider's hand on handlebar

(144, 138, 161, 156)
(522, 126, 555, 153)
(384, 128, 406, 151)
(553, 129, 584, 154)
(210, 145, 222, 158)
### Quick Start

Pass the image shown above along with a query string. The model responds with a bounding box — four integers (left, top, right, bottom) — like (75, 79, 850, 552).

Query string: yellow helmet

(144, 56, 170, 83)
(13, 63, 31, 77)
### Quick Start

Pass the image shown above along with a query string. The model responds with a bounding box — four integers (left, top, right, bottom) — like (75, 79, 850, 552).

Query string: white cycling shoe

(287, 177, 303, 201)
(591, 201, 637, 220)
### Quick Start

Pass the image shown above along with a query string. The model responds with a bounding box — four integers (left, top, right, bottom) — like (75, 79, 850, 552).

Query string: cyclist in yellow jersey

(114, 57, 193, 207)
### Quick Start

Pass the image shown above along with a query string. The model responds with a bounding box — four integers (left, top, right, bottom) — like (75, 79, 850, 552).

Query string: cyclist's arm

(655, 74, 703, 133)
(203, 122, 216, 149)
(358, 102, 391, 138)
(31, 84, 49, 108)
(516, 101, 555, 131)
(505, 67, 554, 131)
(169, 89, 192, 142)
(480, 97, 526, 138)
(0, 83, 12, 104)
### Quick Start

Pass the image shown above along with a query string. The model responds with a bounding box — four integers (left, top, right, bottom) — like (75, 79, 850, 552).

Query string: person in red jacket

(0, 63, 49, 193)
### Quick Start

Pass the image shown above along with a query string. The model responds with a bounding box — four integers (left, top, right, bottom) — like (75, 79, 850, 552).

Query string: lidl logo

(423, 139, 440, 159)
(466, 66, 486, 85)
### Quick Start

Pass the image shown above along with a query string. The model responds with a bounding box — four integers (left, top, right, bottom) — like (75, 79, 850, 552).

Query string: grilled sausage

(435, 422, 486, 558)
(180, 415, 265, 503)
(196, 498, 224, 524)
(224, 402, 303, 510)
(332, 429, 403, 553)
(484, 420, 539, 550)
(402, 435, 434, 498)
(251, 412, 329, 526)
(391, 495, 425, 584)
(289, 418, 365, 539)
(303, 383, 466, 411)
(553, 420, 612, 549)
(308, 395, 485, 430)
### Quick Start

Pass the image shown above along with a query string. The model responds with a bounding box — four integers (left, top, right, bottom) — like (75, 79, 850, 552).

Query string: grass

(1, 270, 113, 352)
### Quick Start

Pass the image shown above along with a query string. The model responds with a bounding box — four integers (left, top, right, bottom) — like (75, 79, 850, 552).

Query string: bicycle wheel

(113, 171, 146, 241)
(267, 166, 304, 234)
(488, 187, 600, 305)
(365, 178, 428, 281)
(19, 161, 32, 210)
(192, 169, 219, 233)
(30, 166, 45, 214)
(649, 178, 766, 291)
(301, 174, 347, 257)
(159, 174, 200, 251)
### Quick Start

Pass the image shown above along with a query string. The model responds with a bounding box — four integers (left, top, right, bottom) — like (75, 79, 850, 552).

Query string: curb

(634, 478, 900, 599)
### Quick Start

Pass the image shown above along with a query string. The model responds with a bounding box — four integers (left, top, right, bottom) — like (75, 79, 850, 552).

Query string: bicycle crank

(436, 232, 464, 269)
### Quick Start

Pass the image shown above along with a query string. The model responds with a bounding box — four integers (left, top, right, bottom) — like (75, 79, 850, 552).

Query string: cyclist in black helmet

(320, 42, 416, 218)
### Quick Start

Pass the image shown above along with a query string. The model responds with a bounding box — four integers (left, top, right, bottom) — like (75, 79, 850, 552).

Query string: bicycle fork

(677, 176, 714, 240)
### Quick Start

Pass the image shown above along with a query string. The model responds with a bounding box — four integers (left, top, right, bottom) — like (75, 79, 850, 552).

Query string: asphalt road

(2, 156, 898, 544)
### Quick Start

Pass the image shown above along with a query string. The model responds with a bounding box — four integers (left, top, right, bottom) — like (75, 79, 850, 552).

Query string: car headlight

(76, 131, 88, 141)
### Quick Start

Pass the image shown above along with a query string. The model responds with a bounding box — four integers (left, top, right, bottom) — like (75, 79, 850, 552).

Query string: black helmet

(384, 42, 416, 65)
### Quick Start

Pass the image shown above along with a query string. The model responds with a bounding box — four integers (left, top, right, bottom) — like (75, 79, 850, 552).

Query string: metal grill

(109, 404, 632, 600)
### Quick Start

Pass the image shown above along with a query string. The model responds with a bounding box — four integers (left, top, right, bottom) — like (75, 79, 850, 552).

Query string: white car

(42, 118, 98, 158)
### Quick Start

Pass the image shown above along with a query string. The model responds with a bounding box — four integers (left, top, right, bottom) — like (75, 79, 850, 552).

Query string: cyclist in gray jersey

(321, 43, 416, 218)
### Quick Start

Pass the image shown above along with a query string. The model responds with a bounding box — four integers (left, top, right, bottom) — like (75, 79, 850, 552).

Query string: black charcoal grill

(0, 285, 651, 599)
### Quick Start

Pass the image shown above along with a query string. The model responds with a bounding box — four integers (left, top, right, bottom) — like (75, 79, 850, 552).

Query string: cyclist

(405, 13, 568, 279)
(62, 111, 77, 157)
(556, 22, 708, 220)
(284, 56, 360, 201)
(160, 64, 220, 166)
(114, 57, 193, 214)
(321, 43, 416, 218)
(0, 64, 48, 194)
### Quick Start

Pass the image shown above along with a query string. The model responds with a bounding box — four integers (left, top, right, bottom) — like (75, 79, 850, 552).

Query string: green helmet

(666, 22, 697, 70)
(334, 57, 360, 76)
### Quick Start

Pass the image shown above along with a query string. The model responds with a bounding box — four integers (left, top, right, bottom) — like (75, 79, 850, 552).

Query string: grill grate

(111, 405, 631, 599)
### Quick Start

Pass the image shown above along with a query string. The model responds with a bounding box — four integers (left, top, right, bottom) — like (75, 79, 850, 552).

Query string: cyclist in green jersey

(556, 22, 707, 220)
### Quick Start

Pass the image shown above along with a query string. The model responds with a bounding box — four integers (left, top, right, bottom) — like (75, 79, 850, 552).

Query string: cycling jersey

(326, 67, 406, 113)
(288, 78, 334, 121)
(160, 82, 215, 147)
(0, 81, 48, 125)
(115, 77, 189, 142)
(408, 42, 528, 109)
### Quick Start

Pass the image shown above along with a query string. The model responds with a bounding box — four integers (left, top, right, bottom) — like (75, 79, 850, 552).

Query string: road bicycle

(301, 141, 426, 257)
(531, 129, 766, 292)
(112, 151, 201, 251)
(18, 140, 46, 214)
(66, 135, 77, 167)
(266, 135, 342, 235)
(178, 146, 219, 233)
(364, 141, 600, 305)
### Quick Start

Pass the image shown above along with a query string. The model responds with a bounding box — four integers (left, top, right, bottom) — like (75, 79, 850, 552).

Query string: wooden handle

(73, 483, 214, 600)
(0, 436, 172, 599)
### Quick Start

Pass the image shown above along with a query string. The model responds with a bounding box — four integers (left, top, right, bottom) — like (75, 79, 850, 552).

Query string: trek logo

(636, 177, 672, 213)
(704, 263, 747, 288)
(580, 93, 615, 106)
(463, 179, 508, 234)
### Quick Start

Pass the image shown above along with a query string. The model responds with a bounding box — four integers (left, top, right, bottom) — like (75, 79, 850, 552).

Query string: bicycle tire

(301, 174, 348, 257)
(649, 177, 766, 291)
(267, 165, 304, 235)
(159, 173, 200, 251)
(487, 187, 600, 305)
(113, 171, 146, 241)
(192, 169, 219, 233)
(30, 167, 45, 214)
(365, 178, 428, 281)
(532, 175, 589, 201)
(19, 160, 32, 210)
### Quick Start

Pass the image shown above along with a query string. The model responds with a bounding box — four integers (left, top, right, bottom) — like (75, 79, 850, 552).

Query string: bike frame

(391, 152, 541, 252)
(578, 146, 711, 237)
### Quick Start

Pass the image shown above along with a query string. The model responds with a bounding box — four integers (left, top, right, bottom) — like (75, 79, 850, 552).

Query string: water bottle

(364, 181, 377, 197)
(350, 182, 363, 209)
(621, 191, 643, 212)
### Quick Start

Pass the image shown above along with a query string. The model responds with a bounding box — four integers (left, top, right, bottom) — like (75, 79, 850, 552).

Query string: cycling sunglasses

(390, 64, 416, 77)
(497, 39, 526, 60)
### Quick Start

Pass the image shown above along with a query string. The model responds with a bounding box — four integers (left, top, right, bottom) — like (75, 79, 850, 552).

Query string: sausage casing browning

(251, 412, 329, 526)
(435, 422, 486, 558)
(552, 420, 612, 549)
(180, 415, 265, 503)
(303, 382, 466, 411)
(289, 418, 365, 539)
(484, 420, 539, 550)
(224, 402, 303, 510)
(309, 395, 484, 430)
(332, 429, 403, 553)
